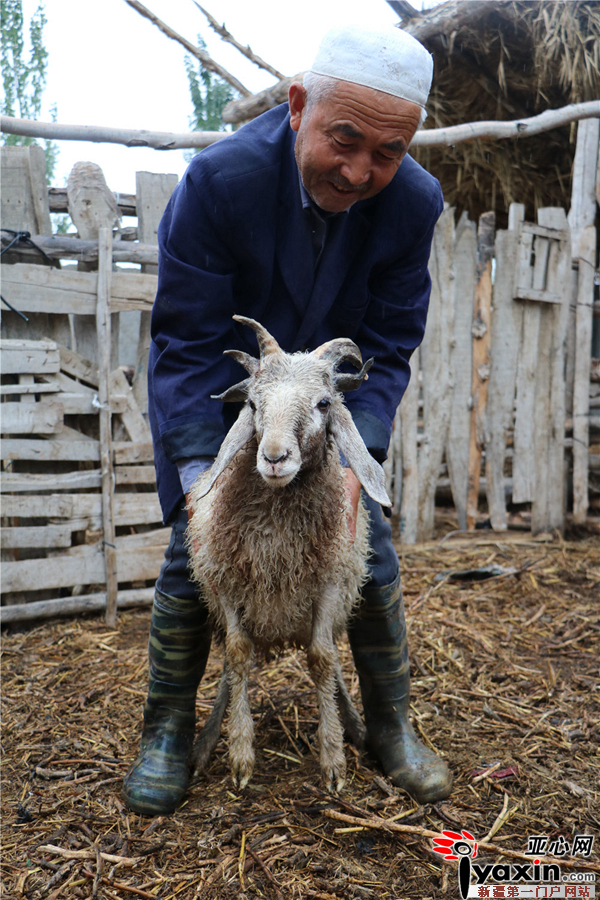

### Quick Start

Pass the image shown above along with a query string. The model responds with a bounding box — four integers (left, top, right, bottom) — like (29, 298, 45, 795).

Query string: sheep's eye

(248, 399, 256, 411)
(316, 399, 331, 411)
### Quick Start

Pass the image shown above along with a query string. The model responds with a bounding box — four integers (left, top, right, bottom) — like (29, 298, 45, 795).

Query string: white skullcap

(310, 25, 433, 109)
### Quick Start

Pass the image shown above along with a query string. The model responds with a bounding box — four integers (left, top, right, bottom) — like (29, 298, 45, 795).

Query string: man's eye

(317, 399, 331, 411)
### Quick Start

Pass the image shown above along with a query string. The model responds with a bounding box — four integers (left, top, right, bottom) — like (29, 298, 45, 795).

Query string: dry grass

(2, 523, 599, 899)
(413, 0, 600, 226)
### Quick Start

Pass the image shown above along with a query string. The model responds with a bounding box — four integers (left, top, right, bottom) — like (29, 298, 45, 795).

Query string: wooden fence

(1, 140, 598, 624)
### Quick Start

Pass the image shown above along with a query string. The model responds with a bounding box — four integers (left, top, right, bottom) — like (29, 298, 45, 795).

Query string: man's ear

(289, 81, 308, 132)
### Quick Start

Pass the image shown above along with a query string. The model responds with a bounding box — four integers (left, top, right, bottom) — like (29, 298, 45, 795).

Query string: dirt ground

(2, 524, 599, 900)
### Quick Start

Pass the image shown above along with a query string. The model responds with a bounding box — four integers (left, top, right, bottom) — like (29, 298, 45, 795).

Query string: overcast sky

(18, 0, 437, 196)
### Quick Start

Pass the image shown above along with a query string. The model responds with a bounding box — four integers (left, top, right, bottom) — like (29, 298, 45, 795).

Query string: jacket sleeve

(150, 157, 242, 462)
(345, 180, 443, 462)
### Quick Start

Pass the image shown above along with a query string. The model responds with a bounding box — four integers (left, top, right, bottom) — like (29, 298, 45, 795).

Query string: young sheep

(186, 316, 391, 791)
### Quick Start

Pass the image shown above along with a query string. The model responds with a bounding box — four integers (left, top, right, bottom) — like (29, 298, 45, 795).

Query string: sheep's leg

(190, 666, 230, 779)
(221, 601, 255, 790)
(334, 659, 366, 751)
(307, 585, 347, 793)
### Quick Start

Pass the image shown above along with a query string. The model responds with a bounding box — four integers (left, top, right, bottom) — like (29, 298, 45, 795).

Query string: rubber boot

(123, 589, 211, 816)
(348, 574, 452, 804)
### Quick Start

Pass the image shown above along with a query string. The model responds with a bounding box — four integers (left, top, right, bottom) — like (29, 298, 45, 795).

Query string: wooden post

(417, 206, 455, 541)
(132, 171, 178, 415)
(531, 208, 571, 535)
(446, 212, 477, 530)
(485, 203, 524, 530)
(572, 226, 597, 523)
(97, 227, 118, 625)
(466, 212, 495, 529)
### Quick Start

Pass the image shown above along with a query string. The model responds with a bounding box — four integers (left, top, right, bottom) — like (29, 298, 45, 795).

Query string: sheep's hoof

(322, 759, 346, 794)
(231, 753, 254, 791)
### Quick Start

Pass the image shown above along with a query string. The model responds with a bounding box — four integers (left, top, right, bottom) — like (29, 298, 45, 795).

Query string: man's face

(289, 80, 422, 213)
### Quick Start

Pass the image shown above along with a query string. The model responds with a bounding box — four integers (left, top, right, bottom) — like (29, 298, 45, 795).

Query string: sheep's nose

(262, 449, 291, 465)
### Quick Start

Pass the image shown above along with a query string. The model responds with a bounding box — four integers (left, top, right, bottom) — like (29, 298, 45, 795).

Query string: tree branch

(123, 0, 250, 97)
(3, 101, 599, 152)
(222, 74, 302, 124)
(192, 1, 286, 81)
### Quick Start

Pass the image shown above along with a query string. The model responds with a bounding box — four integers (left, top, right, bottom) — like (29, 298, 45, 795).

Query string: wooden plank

(0, 232, 159, 266)
(514, 287, 562, 305)
(97, 227, 119, 625)
(1, 543, 167, 594)
(417, 207, 455, 540)
(0, 264, 98, 315)
(484, 205, 525, 529)
(572, 226, 596, 523)
(0, 339, 60, 375)
(0, 587, 154, 624)
(399, 351, 419, 544)
(42, 390, 127, 417)
(132, 171, 178, 414)
(113, 441, 154, 464)
(568, 117, 600, 258)
(110, 367, 152, 443)
(1, 145, 51, 237)
(1, 438, 100, 462)
(512, 299, 542, 503)
(115, 465, 156, 485)
(446, 212, 477, 530)
(0, 382, 60, 395)
(0, 400, 64, 435)
(0, 492, 162, 525)
(0, 470, 102, 492)
(0, 524, 77, 549)
(522, 223, 569, 241)
(466, 211, 495, 529)
(56, 343, 99, 386)
(532, 207, 571, 535)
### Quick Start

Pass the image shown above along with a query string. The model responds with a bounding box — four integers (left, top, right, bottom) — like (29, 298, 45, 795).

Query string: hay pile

(405, 0, 600, 226)
(2, 524, 599, 899)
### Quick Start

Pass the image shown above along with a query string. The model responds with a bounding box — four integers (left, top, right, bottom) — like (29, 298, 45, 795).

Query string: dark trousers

(156, 494, 399, 602)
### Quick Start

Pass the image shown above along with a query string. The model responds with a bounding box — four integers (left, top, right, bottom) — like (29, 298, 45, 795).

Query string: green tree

(184, 35, 239, 158)
(1, 0, 58, 181)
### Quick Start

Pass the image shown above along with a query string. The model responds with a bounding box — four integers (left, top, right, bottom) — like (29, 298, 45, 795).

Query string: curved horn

(312, 338, 363, 371)
(335, 357, 374, 392)
(224, 348, 260, 375)
(233, 315, 282, 358)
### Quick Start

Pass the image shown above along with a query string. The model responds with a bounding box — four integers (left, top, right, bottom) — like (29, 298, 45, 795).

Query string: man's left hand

(343, 468, 361, 543)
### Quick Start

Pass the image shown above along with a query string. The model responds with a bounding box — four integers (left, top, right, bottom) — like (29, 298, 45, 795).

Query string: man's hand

(343, 468, 361, 543)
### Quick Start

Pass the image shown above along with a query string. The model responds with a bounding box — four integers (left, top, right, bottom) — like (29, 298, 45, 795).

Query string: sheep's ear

(211, 381, 250, 403)
(329, 405, 391, 507)
(192, 405, 255, 500)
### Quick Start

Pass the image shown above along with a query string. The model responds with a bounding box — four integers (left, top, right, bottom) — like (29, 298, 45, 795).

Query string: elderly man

(123, 24, 452, 816)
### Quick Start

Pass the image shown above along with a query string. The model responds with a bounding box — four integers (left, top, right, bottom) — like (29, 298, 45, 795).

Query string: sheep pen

(1, 528, 598, 900)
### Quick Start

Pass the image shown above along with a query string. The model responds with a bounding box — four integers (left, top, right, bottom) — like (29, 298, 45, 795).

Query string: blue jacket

(149, 104, 443, 524)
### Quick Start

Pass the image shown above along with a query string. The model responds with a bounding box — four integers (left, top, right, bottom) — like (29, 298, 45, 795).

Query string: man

(123, 24, 452, 816)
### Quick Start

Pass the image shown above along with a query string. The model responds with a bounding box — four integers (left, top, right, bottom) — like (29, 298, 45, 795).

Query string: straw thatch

(398, 0, 600, 225)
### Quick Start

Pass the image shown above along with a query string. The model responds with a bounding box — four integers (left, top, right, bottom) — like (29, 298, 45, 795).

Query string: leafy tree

(1, 0, 58, 181)
(184, 35, 239, 158)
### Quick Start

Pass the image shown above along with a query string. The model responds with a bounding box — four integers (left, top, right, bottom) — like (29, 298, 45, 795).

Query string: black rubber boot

(123, 589, 211, 816)
(348, 574, 452, 804)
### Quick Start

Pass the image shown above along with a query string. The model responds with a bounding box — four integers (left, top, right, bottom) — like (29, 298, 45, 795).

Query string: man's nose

(339, 155, 371, 186)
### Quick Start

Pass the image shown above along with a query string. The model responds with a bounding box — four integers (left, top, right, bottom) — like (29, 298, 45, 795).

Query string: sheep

(186, 315, 391, 792)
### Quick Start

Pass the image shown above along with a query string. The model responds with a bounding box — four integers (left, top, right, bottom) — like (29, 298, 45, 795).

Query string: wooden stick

(572, 226, 597, 522)
(466, 212, 495, 529)
(123, 0, 250, 96)
(321, 811, 600, 872)
(192, 1, 285, 80)
(97, 227, 118, 626)
(3, 100, 600, 150)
